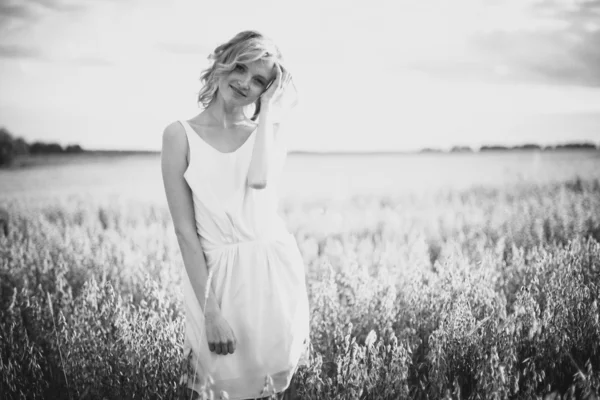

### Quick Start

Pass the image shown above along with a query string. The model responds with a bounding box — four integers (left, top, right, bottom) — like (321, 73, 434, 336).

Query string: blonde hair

(197, 30, 297, 121)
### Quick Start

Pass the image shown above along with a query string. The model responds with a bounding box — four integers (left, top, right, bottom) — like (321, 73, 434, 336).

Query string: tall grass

(1, 178, 599, 399)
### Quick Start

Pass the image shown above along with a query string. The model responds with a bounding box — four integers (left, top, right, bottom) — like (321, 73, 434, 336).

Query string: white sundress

(178, 120, 310, 399)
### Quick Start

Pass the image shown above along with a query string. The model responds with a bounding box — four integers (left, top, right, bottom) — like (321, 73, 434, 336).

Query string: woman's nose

(239, 73, 251, 88)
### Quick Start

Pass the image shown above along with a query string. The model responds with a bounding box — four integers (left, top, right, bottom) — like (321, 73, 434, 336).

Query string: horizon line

(41, 145, 599, 156)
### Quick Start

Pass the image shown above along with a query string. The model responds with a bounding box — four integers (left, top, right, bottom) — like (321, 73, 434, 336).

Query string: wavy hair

(197, 30, 297, 121)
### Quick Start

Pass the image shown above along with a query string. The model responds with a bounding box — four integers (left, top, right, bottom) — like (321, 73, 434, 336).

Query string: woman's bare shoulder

(161, 121, 189, 165)
(163, 120, 185, 140)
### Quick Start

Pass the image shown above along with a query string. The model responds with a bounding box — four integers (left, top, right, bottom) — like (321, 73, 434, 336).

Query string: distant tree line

(420, 142, 599, 153)
(478, 142, 598, 152)
(0, 127, 83, 166)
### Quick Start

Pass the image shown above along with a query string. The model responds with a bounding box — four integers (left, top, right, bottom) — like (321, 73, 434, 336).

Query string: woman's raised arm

(246, 64, 294, 190)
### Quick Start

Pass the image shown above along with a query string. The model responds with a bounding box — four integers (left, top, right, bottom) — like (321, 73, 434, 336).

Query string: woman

(161, 31, 309, 400)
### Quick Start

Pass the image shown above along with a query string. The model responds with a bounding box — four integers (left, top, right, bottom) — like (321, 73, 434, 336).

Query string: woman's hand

(261, 64, 291, 106)
(205, 312, 237, 355)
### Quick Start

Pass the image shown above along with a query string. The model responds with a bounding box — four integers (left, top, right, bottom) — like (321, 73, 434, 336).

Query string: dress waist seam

(201, 233, 292, 254)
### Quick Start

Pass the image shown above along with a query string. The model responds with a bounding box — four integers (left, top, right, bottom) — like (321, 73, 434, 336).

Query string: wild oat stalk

(47, 291, 71, 400)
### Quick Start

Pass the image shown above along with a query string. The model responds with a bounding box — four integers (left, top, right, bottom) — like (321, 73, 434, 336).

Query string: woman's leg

(181, 388, 202, 400)
(217, 373, 300, 400)
(280, 375, 297, 400)
(254, 373, 298, 400)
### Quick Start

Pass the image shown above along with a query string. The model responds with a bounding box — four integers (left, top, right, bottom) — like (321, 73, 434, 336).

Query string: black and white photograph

(1, 0, 599, 399)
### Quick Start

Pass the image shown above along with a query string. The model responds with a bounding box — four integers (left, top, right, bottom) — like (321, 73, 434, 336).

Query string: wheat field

(1, 152, 599, 399)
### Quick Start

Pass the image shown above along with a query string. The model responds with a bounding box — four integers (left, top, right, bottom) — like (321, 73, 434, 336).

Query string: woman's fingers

(263, 64, 291, 104)
(284, 72, 292, 88)
(278, 66, 286, 92)
(275, 66, 284, 86)
(208, 340, 236, 355)
(206, 315, 236, 355)
(208, 340, 221, 354)
(270, 65, 281, 90)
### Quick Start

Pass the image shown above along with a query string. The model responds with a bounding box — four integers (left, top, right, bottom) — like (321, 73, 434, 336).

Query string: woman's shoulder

(163, 120, 185, 136)
(161, 120, 190, 156)
(163, 120, 191, 147)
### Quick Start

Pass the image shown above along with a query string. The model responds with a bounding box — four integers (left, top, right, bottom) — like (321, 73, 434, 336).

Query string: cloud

(0, 44, 115, 66)
(0, 0, 83, 32)
(531, 0, 600, 22)
(0, 44, 43, 59)
(0, 0, 87, 61)
(28, 0, 82, 12)
(0, 2, 39, 33)
(400, 0, 600, 87)
(0, 3, 32, 20)
(468, 28, 600, 86)
(70, 55, 114, 67)
(154, 42, 213, 56)
(380, 0, 600, 86)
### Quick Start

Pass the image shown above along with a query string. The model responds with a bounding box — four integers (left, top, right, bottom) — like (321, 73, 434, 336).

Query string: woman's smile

(230, 85, 247, 98)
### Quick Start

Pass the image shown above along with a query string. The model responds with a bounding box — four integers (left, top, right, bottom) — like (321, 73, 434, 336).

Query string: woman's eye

(234, 64, 245, 72)
(254, 78, 265, 86)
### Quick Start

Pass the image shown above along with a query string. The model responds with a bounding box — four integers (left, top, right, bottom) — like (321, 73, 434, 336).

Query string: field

(1, 151, 600, 399)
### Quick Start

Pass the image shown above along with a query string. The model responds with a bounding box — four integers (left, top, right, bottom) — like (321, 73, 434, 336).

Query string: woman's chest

(196, 125, 256, 153)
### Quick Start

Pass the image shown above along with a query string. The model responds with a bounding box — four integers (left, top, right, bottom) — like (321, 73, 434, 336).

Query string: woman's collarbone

(199, 124, 255, 152)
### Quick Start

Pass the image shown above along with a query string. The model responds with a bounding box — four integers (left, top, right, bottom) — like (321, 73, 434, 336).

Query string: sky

(0, 0, 599, 152)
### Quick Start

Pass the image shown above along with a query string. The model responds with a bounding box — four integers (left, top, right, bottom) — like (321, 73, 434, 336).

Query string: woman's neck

(205, 96, 248, 129)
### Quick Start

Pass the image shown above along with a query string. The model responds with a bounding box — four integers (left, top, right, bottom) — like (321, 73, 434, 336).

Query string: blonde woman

(161, 31, 309, 400)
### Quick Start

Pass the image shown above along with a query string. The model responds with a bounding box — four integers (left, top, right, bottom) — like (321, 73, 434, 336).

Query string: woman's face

(218, 58, 277, 106)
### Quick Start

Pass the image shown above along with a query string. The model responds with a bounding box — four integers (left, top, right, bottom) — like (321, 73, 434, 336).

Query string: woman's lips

(230, 85, 246, 97)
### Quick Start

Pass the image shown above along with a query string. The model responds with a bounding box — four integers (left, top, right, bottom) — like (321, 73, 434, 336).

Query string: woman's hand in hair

(261, 64, 291, 107)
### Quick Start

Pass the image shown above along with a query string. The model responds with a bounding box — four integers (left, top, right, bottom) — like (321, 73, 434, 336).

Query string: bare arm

(161, 122, 221, 317)
(247, 64, 293, 190)
(247, 104, 279, 190)
(162, 122, 237, 355)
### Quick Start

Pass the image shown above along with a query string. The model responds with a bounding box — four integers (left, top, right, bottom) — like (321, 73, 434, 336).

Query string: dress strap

(179, 120, 195, 145)
(179, 120, 198, 162)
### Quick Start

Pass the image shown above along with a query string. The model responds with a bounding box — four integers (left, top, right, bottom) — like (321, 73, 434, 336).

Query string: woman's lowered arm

(161, 122, 221, 317)
(161, 122, 237, 355)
